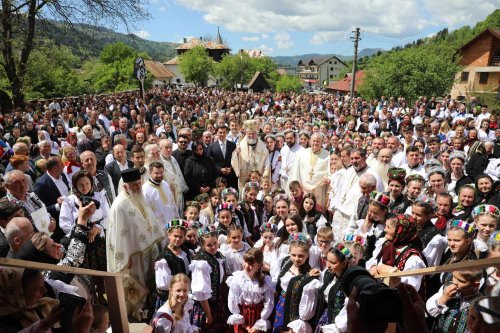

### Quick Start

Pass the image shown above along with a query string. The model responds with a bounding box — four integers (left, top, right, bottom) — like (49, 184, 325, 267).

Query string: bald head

(5, 217, 34, 253)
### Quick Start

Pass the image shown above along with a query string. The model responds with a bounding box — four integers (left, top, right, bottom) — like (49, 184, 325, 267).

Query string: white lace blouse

(153, 298, 199, 333)
(220, 242, 251, 275)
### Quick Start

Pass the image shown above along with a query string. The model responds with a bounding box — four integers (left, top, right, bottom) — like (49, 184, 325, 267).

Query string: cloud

(259, 44, 274, 54)
(242, 36, 260, 42)
(135, 30, 151, 39)
(310, 31, 348, 45)
(274, 32, 293, 49)
(175, 0, 498, 39)
(159, 6, 167, 12)
(261, 33, 269, 39)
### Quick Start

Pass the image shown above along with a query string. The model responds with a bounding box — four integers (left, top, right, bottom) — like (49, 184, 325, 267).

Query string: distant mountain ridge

(270, 48, 384, 67)
(38, 20, 180, 62)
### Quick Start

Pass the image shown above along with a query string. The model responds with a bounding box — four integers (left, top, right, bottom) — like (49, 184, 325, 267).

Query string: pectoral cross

(309, 169, 314, 180)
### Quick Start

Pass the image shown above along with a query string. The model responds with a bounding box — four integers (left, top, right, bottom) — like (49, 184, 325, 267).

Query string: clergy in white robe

(231, 120, 268, 195)
(106, 168, 165, 320)
(279, 130, 303, 195)
(159, 139, 188, 216)
(330, 148, 384, 241)
(289, 133, 330, 208)
(143, 161, 179, 225)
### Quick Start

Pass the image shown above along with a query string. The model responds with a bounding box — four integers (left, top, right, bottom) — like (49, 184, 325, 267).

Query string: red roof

(326, 70, 365, 92)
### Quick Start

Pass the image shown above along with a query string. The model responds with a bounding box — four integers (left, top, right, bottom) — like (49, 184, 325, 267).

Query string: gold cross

(309, 169, 314, 180)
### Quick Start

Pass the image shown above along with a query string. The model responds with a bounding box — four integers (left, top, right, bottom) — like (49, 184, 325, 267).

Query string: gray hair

(158, 138, 172, 148)
(359, 173, 377, 187)
(311, 132, 324, 141)
(12, 142, 28, 153)
(5, 217, 31, 246)
(38, 140, 51, 147)
(113, 134, 127, 145)
(81, 124, 92, 132)
(3, 170, 24, 186)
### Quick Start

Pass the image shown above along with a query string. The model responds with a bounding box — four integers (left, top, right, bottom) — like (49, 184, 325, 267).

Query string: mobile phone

(59, 292, 86, 328)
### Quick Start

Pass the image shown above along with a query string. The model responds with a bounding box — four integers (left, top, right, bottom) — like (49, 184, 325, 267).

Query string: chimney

(183, 38, 187, 43)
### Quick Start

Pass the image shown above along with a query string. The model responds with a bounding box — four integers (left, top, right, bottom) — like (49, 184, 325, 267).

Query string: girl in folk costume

(227, 248, 275, 333)
(268, 195, 290, 233)
(299, 193, 328, 239)
(239, 181, 264, 243)
(485, 231, 500, 296)
(184, 201, 201, 226)
(220, 225, 251, 276)
(254, 222, 278, 275)
(412, 195, 448, 267)
(222, 188, 250, 240)
(273, 232, 322, 333)
(182, 222, 201, 258)
(155, 219, 192, 310)
(272, 214, 304, 284)
(216, 203, 250, 244)
(189, 225, 229, 333)
(472, 204, 499, 258)
(314, 242, 355, 333)
(385, 167, 410, 215)
(367, 214, 427, 293)
(440, 220, 478, 285)
(151, 273, 199, 333)
(261, 193, 275, 225)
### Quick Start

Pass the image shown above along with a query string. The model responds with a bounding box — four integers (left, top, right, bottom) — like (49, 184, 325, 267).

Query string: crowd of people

(0, 87, 499, 333)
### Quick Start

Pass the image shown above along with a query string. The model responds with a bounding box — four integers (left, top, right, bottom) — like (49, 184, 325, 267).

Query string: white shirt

(47, 173, 69, 197)
(116, 160, 129, 171)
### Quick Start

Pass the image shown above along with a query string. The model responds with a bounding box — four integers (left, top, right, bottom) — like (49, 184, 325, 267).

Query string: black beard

(287, 141, 295, 147)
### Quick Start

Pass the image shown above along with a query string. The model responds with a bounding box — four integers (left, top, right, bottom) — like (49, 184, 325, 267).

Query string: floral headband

(472, 204, 500, 220)
(185, 201, 201, 209)
(245, 181, 260, 190)
(448, 219, 477, 238)
(415, 194, 437, 212)
(344, 234, 365, 246)
(288, 232, 312, 247)
(260, 222, 278, 234)
(165, 219, 190, 231)
(216, 203, 234, 215)
(406, 174, 425, 184)
(332, 242, 353, 260)
(221, 187, 239, 198)
(370, 192, 390, 208)
(197, 225, 218, 238)
(488, 231, 500, 246)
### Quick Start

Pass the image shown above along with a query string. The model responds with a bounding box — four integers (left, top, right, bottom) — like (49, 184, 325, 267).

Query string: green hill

(37, 20, 179, 62)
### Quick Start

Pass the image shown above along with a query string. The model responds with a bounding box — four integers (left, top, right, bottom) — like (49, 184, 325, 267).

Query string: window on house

(460, 72, 469, 82)
(479, 72, 489, 84)
(334, 61, 337, 64)
(330, 67, 334, 71)
(330, 75, 333, 79)
(329, 61, 332, 64)
(176, 78, 181, 83)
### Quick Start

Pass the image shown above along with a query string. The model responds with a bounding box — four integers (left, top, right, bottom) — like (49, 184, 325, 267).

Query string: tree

(0, 0, 149, 108)
(358, 46, 461, 101)
(275, 74, 302, 93)
(179, 46, 213, 87)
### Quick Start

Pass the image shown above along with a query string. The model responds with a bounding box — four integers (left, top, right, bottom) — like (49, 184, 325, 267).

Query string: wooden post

(103, 275, 130, 333)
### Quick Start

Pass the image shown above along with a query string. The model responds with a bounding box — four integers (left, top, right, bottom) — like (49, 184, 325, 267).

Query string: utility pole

(350, 28, 361, 100)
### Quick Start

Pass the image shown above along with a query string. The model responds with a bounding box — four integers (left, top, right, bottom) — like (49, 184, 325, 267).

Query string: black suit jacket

(104, 160, 134, 193)
(0, 230, 9, 258)
(33, 172, 70, 242)
(207, 140, 238, 188)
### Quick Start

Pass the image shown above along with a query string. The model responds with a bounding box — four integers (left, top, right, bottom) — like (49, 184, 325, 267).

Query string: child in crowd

(91, 304, 109, 333)
(273, 232, 321, 333)
(222, 188, 248, 236)
(261, 194, 274, 225)
(155, 220, 191, 310)
(257, 177, 272, 201)
(152, 273, 198, 333)
(196, 193, 211, 226)
(220, 225, 250, 275)
(268, 195, 290, 232)
(189, 225, 228, 333)
(427, 269, 483, 333)
(289, 181, 304, 207)
(315, 242, 355, 333)
(255, 222, 278, 275)
(227, 248, 275, 333)
(182, 222, 200, 257)
(299, 193, 328, 239)
(273, 214, 304, 284)
(343, 234, 366, 266)
(441, 220, 478, 285)
(214, 203, 235, 244)
(485, 231, 500, 296)
(289, 201, 299, 216)
(471, 204, 499, 257)
(309, 226, 334, 271)
(215, 177, 228, 194)
(239, 182, 263, 243)
(467, 296, 500, 333)
(249, 170, 261, 183)
(184, 201, 201, 226)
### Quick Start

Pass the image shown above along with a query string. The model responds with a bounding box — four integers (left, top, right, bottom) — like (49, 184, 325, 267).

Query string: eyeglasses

(317, 240, 332, 245)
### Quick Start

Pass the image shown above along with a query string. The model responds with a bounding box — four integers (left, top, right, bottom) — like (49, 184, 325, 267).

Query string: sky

(120, 0, 500, 57)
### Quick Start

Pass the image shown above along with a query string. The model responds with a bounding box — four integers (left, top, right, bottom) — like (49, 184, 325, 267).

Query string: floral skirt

(272, 294, 286, 333)
(191, 296, 229, 333)
(235, 302, 265, 333)
(314, 308, 329, 333)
